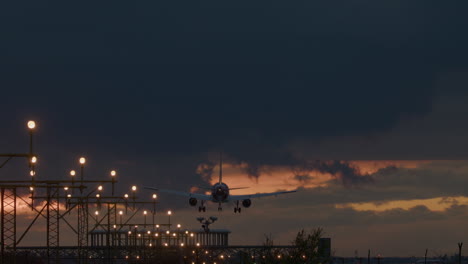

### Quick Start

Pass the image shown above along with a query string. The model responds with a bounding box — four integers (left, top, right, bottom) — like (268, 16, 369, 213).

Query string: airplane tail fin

(219, 152, 223, 184)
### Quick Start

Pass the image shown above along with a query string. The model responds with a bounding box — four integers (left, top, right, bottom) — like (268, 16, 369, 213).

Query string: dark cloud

(2, 1, 468, 252)
(293, 174, 313, 184)
(3, 1, 463, 168)
(195, 160, 216, 183)
(310, 160, 374, 187)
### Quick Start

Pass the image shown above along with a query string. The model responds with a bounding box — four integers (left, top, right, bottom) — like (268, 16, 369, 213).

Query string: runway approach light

(27, 121, 36, 130)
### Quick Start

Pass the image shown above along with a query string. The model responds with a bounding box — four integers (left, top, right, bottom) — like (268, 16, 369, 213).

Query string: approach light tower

(27, 120, 35, 154)
(196, 216, 218, 232)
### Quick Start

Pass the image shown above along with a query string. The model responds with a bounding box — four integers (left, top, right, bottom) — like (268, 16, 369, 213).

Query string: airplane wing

(229, 190, 297, 201)
(144, 186, 212, 201)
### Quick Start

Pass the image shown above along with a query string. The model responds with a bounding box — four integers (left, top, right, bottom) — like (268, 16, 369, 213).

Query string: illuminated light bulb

(152, 194, 157, 199)
(143, 210, 147, 215)
(98, 185, 103, 191)
(31, 156, 37, 164)
(29, 186, 34, 192)
(30, 170, 35, 176)
(64, 187, 69, 191)
(79, 157, 86, 165)
(70, 170, 76, 176)
(131, 185, 137, 191)
(167, 210, 172, 215)
(177, 224, 181, 228)
(124, 194, 129, 198)
(119, 211, 123, 215)
(110, 170, 116, 177)
(96, 194, 100, 198)
(27, 121, 36, 129)
(67, 194, 71, 198)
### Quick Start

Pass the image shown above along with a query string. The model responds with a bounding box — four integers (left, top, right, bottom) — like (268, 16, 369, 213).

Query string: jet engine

(189, 198, 197, 206)
(242, 199, 251, 208)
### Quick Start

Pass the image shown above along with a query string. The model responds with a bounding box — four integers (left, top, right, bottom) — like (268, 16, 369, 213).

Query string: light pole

(70, 170, 76, 194)
(95, 210, 99, 226)
(29, 186, 34, 209)
(131, 185, 137, 209)
(27, 120, 35, 156)
(110, 170, 116, 195)
(96, 193, 101, 210)
(124, 194, 129, 214)
(177, 224, 181, 245)
(29, 160, 36, 185)
(168, 210, 172, 230)
(152, 194, 157, 226)
(79, 157, 86, 194)
(30, 154, 37, 186)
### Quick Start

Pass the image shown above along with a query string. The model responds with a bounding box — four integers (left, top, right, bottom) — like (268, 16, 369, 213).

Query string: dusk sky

(2, 0, 468, 257)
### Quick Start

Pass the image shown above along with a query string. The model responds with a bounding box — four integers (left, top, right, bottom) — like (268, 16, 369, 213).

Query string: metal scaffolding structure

(1, 187, 16, 259)
(0, 121, 332, 264)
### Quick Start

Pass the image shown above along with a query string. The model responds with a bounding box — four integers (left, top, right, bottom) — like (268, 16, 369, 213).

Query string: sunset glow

(203, 160, 431, 194)
(336, 196, 468, 212)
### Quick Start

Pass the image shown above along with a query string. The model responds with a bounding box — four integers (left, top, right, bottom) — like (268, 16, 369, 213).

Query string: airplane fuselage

(211, 182, 229, 202)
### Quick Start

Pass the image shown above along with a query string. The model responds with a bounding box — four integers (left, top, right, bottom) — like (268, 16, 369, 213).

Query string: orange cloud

(336, 196, 468, 212)
(200, 160, 429, 194)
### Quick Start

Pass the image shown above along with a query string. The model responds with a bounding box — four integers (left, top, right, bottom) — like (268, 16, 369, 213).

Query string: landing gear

(234, 201, 241, 213)
(198, 201, 206, 212)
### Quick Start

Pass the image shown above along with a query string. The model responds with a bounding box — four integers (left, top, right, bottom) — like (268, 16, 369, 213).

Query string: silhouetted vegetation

(256, 227, 330, 264)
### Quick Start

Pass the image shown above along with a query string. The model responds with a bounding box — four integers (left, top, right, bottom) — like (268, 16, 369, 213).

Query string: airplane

(144, 156, 297, 213)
